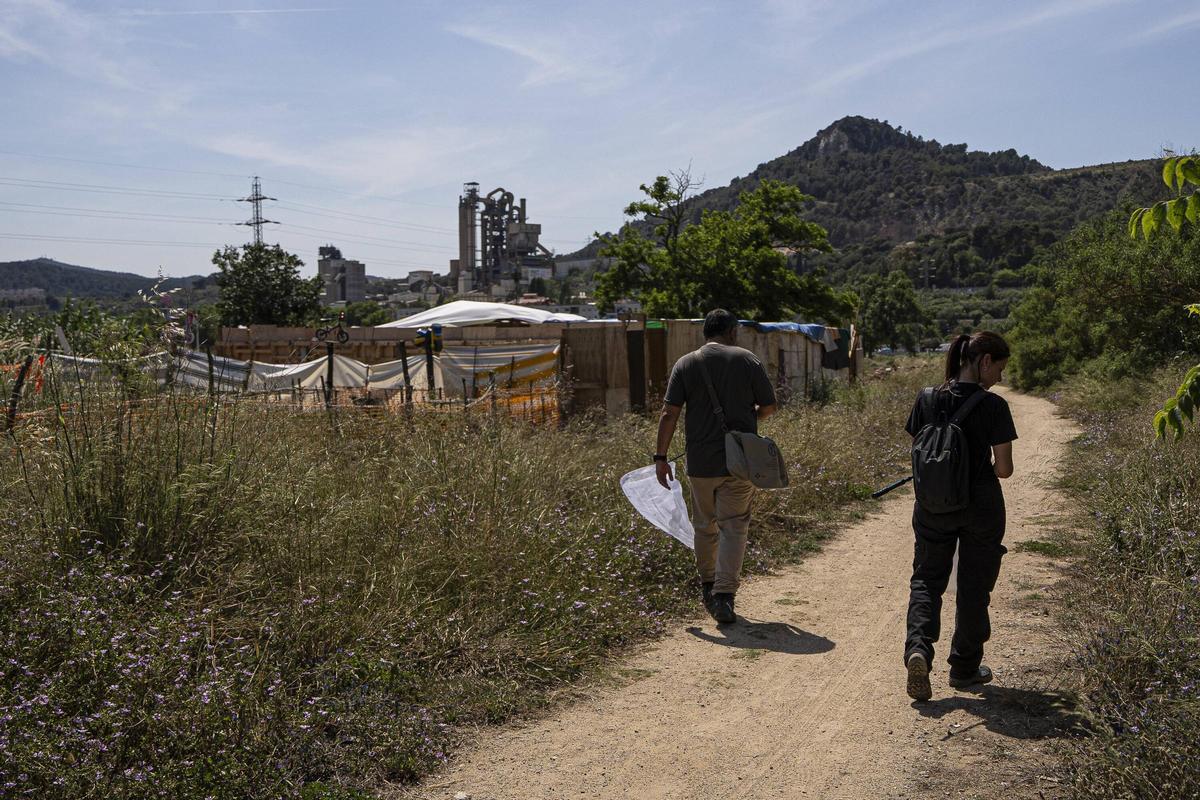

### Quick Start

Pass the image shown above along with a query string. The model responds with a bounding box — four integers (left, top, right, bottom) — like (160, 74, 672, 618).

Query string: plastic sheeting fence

(46, 344, 560, 397)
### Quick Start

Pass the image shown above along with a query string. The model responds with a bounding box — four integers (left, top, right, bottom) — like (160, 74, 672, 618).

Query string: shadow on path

(686, 620, 835, 655)
(913, 684, 1084, 740)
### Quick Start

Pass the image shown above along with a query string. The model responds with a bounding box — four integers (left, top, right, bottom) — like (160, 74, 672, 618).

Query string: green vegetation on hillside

(688, 116, 1159, 249)
(0, 258, 213, 310)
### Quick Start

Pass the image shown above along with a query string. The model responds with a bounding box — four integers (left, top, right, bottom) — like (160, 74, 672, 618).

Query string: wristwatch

(653, 454, 668, 462)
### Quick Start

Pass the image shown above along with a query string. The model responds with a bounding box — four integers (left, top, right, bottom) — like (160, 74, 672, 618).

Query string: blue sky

(1, 0, 1197, 279)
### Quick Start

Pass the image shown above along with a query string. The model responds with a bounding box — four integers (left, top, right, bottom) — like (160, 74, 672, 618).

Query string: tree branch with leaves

(1130, 155, 1200, 438)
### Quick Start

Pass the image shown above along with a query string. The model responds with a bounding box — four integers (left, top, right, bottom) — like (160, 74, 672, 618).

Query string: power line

(0, 232, 448, 270)
(0, 148, 250, 180)
(274, 200, 456, 234)
(0, 232, 225, 248)
(279, 223, 455, 253)
(0, 177, 229, 200)
(280, 229, 453, 264)
(0, 177, 457, 236)
(0, 149, 618, 222)
(0, 148, 455, 211)
(0, 204, 459, 261)
(0, 200, 235, 224)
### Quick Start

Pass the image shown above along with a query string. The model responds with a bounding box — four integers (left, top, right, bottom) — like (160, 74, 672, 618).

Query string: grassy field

(1053, 367, 1200, 799)
(0, 358, 932, 799)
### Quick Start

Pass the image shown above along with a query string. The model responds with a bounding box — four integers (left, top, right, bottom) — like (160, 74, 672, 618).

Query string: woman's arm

(992, 441, 1014, 479)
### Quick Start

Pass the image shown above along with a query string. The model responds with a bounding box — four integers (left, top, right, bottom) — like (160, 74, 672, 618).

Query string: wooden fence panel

(603, 325, 630, 416)
(561, 326, 608, 414)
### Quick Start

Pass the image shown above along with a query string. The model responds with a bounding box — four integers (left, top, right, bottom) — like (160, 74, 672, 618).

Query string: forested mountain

(0, 258, 212, 309)
(569, 116, 1163, 290)
(691, 116, 1157, 244)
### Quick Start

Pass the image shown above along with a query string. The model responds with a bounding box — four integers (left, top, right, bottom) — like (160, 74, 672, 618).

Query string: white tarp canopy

(376, 300, 586, 328)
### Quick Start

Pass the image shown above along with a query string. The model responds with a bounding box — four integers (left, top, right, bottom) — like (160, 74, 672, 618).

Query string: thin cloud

(446, 22, 630, 94)
(1126, 8, 1200, 43)
(808, 0, 1130, 93)
(115, 7, 339, 16)
(0, 23, 45, 60)
(0, 0, 139, 87)
(196, 125, 528, 196)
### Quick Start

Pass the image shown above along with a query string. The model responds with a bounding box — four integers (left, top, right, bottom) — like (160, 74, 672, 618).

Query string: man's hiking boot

(712, 592, 736, 624)
(948, 665, 994, 689)
(701, 582, 717, 619)
(906, 651, 932, 701)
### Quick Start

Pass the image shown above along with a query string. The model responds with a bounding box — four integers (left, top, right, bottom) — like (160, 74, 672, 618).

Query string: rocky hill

(566, 116, 1162, 288)
(693, 115, 1158, 245)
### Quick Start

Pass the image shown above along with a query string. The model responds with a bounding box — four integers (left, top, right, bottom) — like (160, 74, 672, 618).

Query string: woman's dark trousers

(904, 483, 1007, 679)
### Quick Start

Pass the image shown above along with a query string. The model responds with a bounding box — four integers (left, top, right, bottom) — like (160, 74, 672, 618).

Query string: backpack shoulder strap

(949, 388, 989, 426)
(919, 387, 940, 425)
(694, 349, 729, 433)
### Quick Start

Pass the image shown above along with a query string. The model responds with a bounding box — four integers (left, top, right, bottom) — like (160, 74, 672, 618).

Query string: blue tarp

(738, 320, 827, 343)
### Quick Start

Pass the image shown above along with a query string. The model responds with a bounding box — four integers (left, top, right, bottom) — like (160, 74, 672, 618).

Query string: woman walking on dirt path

(903, 332, 1017, 701)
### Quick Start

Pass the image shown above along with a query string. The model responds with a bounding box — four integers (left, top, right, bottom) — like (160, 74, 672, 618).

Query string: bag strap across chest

(694, 350, 730, 434)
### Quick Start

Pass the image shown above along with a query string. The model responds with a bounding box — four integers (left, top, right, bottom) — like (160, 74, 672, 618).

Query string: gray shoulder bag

(695, 353, 789, 489)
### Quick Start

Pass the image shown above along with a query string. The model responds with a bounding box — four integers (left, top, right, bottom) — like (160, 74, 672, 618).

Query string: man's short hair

(703, 308, 738, 339)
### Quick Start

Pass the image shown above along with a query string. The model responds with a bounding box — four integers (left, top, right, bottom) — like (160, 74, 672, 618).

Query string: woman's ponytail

(941, 331, 1011, 387)
(943, 334, 971, 384)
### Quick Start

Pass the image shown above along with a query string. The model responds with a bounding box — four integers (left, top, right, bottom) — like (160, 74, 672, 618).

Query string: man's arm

(655, 403, 682, 488)
(757, 403, 778, 421)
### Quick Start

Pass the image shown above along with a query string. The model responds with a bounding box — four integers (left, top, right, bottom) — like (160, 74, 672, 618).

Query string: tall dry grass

(0, 357, 931, 799)
(1054, 367, 1200, 799)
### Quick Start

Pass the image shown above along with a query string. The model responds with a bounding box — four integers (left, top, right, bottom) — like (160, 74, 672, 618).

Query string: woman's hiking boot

(948, 665, 994, 689)
(702, 582, 717, 619)
(712, 592, 736, 624)
(906, 651, 932, 701)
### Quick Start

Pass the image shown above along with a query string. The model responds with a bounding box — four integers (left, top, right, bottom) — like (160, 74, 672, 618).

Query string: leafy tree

(856, 270, 928, 354)
(1008, 210, 1200, 391)
(593, 171, 696, 317)
(595, 174, 855, 322)
(527, 277, 548, 297)
(213, 244, 322, 327)
(1129, 155, 1200, 438)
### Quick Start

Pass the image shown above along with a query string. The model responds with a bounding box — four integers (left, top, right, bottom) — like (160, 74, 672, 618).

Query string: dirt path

(409, 388, 1081, 800)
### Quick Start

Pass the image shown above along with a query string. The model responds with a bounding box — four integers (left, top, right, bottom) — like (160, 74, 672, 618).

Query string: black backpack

(911, 387, 989, 514)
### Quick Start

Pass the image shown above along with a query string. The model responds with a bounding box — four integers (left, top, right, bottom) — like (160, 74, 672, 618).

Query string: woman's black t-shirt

(905, 381, 1018, 486)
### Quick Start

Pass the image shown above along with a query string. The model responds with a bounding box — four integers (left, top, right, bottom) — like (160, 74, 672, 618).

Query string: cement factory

(312, 180, 612, 318)
(449, 183, 556, 297)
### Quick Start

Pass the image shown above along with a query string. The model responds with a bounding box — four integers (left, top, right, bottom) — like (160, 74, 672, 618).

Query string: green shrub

(1009, 213, 1200, 390)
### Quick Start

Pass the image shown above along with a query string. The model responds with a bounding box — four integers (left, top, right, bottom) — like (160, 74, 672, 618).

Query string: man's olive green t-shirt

(664, 342, 777, 477)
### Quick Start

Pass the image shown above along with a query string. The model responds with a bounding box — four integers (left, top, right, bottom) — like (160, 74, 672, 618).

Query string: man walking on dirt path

(654, 309, 778, 624)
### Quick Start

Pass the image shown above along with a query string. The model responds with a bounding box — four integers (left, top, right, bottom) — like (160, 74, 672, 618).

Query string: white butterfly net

(620, 463, 695, 550)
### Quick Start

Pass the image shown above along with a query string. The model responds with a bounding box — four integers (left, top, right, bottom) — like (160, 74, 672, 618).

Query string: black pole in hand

(871, 475, 913, 499)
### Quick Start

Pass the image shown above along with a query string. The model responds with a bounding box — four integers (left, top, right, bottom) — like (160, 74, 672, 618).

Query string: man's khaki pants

(689, 475, 755, 594)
